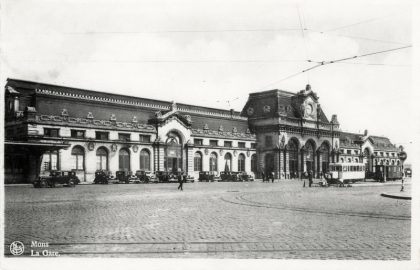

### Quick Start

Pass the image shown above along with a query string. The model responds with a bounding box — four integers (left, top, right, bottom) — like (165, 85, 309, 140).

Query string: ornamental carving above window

(263, 105, 271, 113)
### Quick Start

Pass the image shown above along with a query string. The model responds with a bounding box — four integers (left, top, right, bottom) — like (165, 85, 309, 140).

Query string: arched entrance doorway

(319, 142, 330, 174)
(264, 153, 275, 175)
(165, 133, 183, 173)
(304, 141, 315, 173)
(287, 139, 299, 178)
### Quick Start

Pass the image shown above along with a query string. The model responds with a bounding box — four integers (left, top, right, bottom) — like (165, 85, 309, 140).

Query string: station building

(4, 79, 402, 183)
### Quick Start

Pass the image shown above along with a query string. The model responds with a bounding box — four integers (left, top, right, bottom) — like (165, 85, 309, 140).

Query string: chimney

(305, 84, 311, 91)
(230, 109, 234, 118)
(364, 129, 368, 136)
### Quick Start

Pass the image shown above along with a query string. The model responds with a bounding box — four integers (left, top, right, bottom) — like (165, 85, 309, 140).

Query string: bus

(324, 163, 365, 185)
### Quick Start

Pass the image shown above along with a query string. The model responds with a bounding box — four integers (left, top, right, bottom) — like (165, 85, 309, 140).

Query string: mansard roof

(339, 131, 398, 151)
(241, 87, 330, 123)
(6, 78, 250, 134)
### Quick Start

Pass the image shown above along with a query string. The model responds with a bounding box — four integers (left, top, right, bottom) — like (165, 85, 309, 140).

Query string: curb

(380, 192, 411, 200)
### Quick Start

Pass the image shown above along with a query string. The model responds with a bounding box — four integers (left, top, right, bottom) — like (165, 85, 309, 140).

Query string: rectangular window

(265, 136, 272, 147)
(238, 142, 246, 148)
(210, 140, 218, 146)
(140, 134, 151, 143)
(224, 141, 232, 147)
(346, 150, 351, 154)
(194, 139, 203, 145)
(44, 128, 59, 137)
(251, 143, 257, 149)
(118, 133, 131, 141)
(95, 131, 109, 140)
(71, 129, 85, 139)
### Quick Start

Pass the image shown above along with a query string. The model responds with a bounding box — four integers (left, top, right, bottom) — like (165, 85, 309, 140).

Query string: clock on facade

(305, 104, 313, 116)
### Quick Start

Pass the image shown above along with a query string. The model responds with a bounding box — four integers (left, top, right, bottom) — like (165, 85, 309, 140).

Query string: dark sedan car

(33, 171, 80, 188)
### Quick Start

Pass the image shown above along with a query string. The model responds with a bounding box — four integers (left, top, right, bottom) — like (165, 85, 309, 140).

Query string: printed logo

(10, 241, 24, 256)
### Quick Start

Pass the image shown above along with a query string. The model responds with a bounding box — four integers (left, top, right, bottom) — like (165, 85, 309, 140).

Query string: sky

(0, 0, 416, 163)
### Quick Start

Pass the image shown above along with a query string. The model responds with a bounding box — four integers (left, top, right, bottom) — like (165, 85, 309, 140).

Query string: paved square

(4, 180, 411, 259)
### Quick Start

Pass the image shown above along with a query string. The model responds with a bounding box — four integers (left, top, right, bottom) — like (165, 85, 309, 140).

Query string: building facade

(4, 79, 402, 183)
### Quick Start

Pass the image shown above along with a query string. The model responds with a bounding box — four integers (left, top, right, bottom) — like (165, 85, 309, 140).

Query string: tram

(373, 165, 403, 181)
(324, 163, 365, 185)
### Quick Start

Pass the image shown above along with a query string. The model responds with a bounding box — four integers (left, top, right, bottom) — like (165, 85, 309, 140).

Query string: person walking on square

(177, 173, 184, 191)
(261, 171, 266, 183)
(271, 171, 275, 183)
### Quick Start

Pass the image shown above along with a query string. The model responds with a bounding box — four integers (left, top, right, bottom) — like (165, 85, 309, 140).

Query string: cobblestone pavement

(4, 180, 411, 259)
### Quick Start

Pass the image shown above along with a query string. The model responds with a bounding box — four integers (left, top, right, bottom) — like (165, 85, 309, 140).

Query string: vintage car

(115, 170, 134, 184)
(219, 171, 240, 182)
(133, 170, 157, 183)
(93, 170, 115, 184)
(33, 171, 80, 188)
(404, 168, 412, 178)
(198, 171, 217, 182)
(156, 171, 190, 183)
(238, 172, 254, 181)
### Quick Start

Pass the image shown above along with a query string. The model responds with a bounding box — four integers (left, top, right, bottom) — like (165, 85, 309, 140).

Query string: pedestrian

(261, 171, 266, 183)
(177, 172, 184, 191)
(308, 170, 313, 187)
(400, 177, 405, 192)
(271, 171, 275, 183)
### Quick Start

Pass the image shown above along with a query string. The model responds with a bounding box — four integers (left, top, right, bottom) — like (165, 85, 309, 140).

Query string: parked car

(238, 172, 254, 181)
(134, 170, 157, 183)
(115, 170, 134, 184)
(404, 168, 412, 177)
(198, 171, 217, 182)
(93, 170, 114, 184)
(220, 171, 240, 182)
(33, 171, 80, 188)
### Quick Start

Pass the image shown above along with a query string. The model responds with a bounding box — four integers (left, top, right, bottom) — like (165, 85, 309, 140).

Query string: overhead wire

(297, 5, 310, 84)
(258, 45, 411, 89)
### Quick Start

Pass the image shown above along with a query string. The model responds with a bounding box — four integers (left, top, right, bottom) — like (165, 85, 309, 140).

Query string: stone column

(279, 149, 285, 179)
(85, 146, 96, 182)
(301, 148, 306, 175)
(274, 150, 280, 179)
(185, 143, 194, 175)
(317, 151, 322, 178)
(285, 150, 290, 178)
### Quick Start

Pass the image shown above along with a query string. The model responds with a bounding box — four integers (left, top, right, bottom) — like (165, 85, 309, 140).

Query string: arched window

(340, 157, 344, 163)
(391, 160, 395, 165)
(140, 149, 151, 170)
(355, 158, 359, 163)
(386, 160, 389, 165)
(397, 160, 400, 165)
(71, 146, 85, 170)
(238, 154, 245, 172)
(96, 147, 108, 170)
(209, 152, 218, 172)
(251, 154, 257, 173)
(224, 153, 232, 172)
(347, 158, 352, 162)
(194, 152, 202, 171)
(119, 148, 130, 171)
